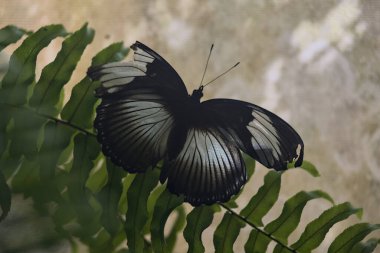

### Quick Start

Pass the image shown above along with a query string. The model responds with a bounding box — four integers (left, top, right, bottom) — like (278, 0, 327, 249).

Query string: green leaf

(1, 25, 66, 158)
(328, 223, 380, 253)
(10, 158, 39, 195)
(184, 205, 220, 253)
(265, 190, 334, 243)
(150, 188, 184, 253)
(87, 228, 114, 253)
(118, 174, 136, 214)
(115, 250, 129, 253)
(29, 24, 94, 115)
(61, 42, 129, 129)
(273, 245, 293, 253)
(86, 159, 108, 193)
(91, 41, 130, 66)
(351, 238, 380, 253)
(142, 184, 166, 235)
(25, 122, 73, 214)
(52, 198, 76, 233)
(0, 24, 67, 105)
(291, 202, 362, 252)
(213, 212, 245, 253)
(38, 121, 73, 180)
(67, 133, 100, 233)
(166, 206, 186, 252)
(60, 76, 97, 129)
(125, 169, 160, 253)
(299, 160, 320, 177)
(244, 229, 271, 253)
(97, 159, 125, 236)
(0, 107, 10, 156)
(0, 25, 28, 52)
(8, 107, 46, 159)
(0, 171, 11, 222)
(0, 148, 22, 180)
(68, 133, 100, 197)
(240, 171, 282, 226)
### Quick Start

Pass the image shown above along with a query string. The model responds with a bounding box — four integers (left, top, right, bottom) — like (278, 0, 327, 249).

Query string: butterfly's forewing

(88, 42, 188, 172)
(161, 127, 247, 206)
(201, 99, 304, 171)
(90, 41, 188, 97)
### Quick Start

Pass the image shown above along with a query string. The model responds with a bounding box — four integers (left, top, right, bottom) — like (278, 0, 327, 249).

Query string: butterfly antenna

(203, 62, 240, 88)
(199, 44, 214, 88)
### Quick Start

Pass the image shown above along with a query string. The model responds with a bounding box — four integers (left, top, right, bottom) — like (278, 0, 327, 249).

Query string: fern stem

(1, 103, 96, 137)
(220, 203, 297, 253)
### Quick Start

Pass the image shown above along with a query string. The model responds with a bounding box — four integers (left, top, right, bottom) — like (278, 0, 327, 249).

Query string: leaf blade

(291, 202, 362, 252)
(0, 24, 67, 105)
(351, 238, 380, 253)
(29, 23, 94, 115)
(125, 169, 160, 253)
(8, 107, 46, 159)
(96, 159, 125, 236)
(0, 25, 27, 52)
(67, 133, 101, 235)
(38, 121, 73, 180)
(184, 205, 220, 253)
(61, 42, 129, 129)
(244, 229, 271, 253)
(265, 190, 334, 243)
(299, 160, 320, 177)
(166, 206, 186, 252)
(328, 223, 380, 253)
(213, 212, 245, 253)
(91, 41, 130, 66)
(150, 189, 184, 253)
(240, 171, 282, 226)
(0, 171, 11, 222)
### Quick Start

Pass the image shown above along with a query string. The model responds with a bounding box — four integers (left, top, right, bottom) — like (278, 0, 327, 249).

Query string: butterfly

(87, 41, 304, 206)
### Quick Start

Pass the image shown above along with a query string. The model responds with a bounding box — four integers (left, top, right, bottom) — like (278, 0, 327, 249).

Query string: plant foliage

(0, 24, 379, 253)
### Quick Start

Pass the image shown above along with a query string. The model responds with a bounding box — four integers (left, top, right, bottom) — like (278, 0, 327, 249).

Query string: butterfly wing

(161, 126, 247, 206)
(88, 42, 188, 172)
(89, 41, 188, 97)
(201, 99, 304, 171)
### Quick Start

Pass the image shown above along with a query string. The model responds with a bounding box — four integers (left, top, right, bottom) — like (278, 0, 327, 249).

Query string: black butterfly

(88, 41, 304, 206)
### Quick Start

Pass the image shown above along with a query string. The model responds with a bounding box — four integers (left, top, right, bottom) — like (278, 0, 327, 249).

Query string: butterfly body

(88, 41, 304, 206)
(190, 86, 204, 102)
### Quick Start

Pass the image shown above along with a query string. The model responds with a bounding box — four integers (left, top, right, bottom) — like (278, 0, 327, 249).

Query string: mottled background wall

(1, 0, 379, 252)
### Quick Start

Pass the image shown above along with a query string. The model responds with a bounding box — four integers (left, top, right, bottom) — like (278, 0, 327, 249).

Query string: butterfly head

(190, 85, 204, 102)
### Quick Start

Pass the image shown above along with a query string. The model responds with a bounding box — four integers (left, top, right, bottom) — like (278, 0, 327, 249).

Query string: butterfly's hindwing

(161, 127, 246, 206)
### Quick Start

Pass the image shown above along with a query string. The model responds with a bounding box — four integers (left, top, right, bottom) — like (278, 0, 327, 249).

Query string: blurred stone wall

(1, 0, 379, 252)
